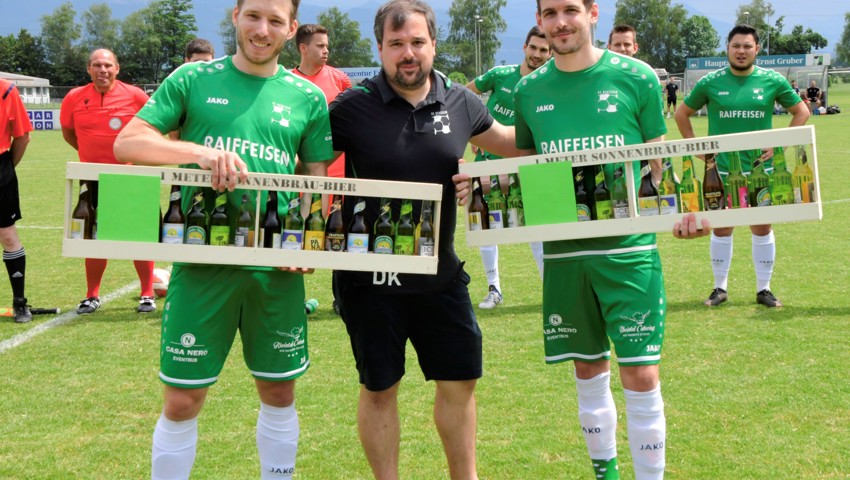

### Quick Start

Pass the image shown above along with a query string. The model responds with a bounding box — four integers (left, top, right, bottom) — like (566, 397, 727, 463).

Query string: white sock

(151, 414, 198, 480)
(257, 402, 299, 479)
(710, 233, 733, 290)
(625, 385, 666, 480)
(479, 245, 500, 291)
(752, 231, 775, 292)
(575, 372, 617, 461)
(529, 241, 544, 280)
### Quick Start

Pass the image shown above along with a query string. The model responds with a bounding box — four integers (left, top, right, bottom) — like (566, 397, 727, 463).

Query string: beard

(729, 58, 754, 72)
(390, 60, 428, 90)
(236, 29, 284, 67)
(547, 27, 587, 56)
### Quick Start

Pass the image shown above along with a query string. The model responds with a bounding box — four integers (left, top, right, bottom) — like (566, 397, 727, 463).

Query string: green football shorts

(159, 265, 308, 388)
(542, 250, 666, 366)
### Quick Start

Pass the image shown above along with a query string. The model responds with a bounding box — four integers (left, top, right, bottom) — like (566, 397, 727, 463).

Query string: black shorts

(0, 151, 21, 228)
(667, 96, 677, 107)
(336, 269, 482, 391)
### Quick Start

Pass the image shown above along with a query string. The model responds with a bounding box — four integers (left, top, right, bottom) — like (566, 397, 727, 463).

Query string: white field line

(0, 281, 139, 355)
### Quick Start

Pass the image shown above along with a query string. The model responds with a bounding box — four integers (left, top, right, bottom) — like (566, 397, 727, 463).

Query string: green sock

(591, 457, 619, 480)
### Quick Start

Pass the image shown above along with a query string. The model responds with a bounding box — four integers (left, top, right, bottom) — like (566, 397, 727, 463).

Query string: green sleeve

(298, 95, 334, 163)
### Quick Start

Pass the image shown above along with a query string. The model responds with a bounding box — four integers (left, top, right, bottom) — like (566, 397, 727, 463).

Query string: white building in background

(0, 71, 50, 104)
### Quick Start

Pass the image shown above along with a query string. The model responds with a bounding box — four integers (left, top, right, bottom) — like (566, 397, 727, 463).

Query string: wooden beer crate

(460, 126, 821, 247)
(62, 163, 443, 274)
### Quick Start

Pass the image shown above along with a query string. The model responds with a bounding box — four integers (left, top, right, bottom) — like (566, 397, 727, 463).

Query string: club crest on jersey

(597, 91, 619, 113)
(272, 102, 292, 128)
(431, 111, 451, 135)
(752, 88, 765, 101)
(108, 117, 123, 130)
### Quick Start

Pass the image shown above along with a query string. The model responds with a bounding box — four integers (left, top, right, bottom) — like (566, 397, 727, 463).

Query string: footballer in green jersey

(675, 24, 810, 312)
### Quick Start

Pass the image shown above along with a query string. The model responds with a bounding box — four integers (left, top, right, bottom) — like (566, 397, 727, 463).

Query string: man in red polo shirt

(60, 48, 156, 315)
(1, 78, 34, 323)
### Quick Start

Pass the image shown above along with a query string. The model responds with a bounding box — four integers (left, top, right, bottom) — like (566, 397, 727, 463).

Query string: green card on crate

(519, 161, 577, 226)
(97, 173, 161, 242)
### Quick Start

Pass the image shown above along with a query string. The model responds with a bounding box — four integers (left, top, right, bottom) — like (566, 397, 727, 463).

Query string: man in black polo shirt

(328, 0, 518, 477)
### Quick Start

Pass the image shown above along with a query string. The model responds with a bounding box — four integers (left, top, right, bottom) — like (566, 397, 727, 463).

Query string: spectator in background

(184, 38, 215, 63)
(791, 79, 800, 95)
(1, 77, 34, 323)
(665, 78, 679, 118)
(806, 80, 822, 110)
(607, 24, 639, 57)
(59, 48, 156, 315)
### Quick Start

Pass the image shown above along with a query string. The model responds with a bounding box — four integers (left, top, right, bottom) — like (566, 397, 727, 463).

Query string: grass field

(1, 84, 849, 479)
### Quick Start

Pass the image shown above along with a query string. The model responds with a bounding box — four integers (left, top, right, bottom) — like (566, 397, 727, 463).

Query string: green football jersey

(683, 65, 801, 171)
(514, 51, 667, 258)
(138, 57, 334, 212)
(473, 64, 522, 161)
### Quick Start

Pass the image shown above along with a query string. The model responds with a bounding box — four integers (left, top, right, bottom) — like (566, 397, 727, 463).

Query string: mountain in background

(3, 0, 841, 73)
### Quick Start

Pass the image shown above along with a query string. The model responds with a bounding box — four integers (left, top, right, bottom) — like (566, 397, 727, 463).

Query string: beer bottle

(679, 156, 703, 212)
(659, 158, 681, 215)
(260, 191, 281, 248)
(417, 200, 435, 256)
(792, 145, 814, 203)
(209, 191, 231, 246)
(233, 194, 255, 247)
(611, 165, 630, 219)
(394, 199, 415, 255)
(770, 147, 794, 206)
(373, 197, 395, 254)
(161, 185, 185, 244)
(184, 190, 208, 245)
(468, 178, 488, 231)
(592, 165, 614, 220)
(324, 195, 345, 252)
(281, 196, 304, 250)
(487, 175, 507, 228)
(304, 193, 325, 251)
(347, 197, 369, 253)
(70, 180, 96, 240)
(506, 173, 524, 227)
(726, 151, 749, 208)
(703, 154, 726, 211)
(574, 168, 592, 222)
(638, 160, 660, 216)
(748, 151, 771, 207)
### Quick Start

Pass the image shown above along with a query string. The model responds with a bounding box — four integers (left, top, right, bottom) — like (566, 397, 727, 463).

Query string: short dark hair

(536, 0, 594, 14)
(295, 24, 328, 49)
(185, 38, 214, 59)
(373, 0, 437, 45)
(524, 26, 545, 46)
(236, 0, 300, 20)
(608, 24, 636, 45)
(727, 24, 759, 44)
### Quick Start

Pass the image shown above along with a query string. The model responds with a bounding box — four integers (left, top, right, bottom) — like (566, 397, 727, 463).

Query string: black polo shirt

(329, 69, 494, 294)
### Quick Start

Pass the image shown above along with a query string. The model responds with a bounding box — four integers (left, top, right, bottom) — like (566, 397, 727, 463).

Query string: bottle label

(418, 238, 435, 257)
(576, 203, 591, 222)
(162, 223, 184, 244)
(70, 219, 85, 239)
(468, 212, 484, 231)
(488, 210, 505, 229)
(347, 233, 369, 253)
(704, 191, 725, 211)
(210, 226, 230, 246)
(659, 194, 679, 215)
(638, 197, 659, 216)
(681, 192, 700, 213)
(373, 235, 394, 254)
(613, 200, 630, 219)
(506, 208, 522, 228)
(728, 187, 749, 209)
(281, 229, 304, 250)
(595, 200, 614, 220)
(755, 187, 771, 207)
(170, 191, 181, 202)
(394, 235, 414, 255)
(260, 230, 281, 249)
(794, 183, 813, 203)
(234, 227, 253, 247)
(325, 232, 346, 252)
(304, 230, 325, 251)
(185, 225, 206, 245)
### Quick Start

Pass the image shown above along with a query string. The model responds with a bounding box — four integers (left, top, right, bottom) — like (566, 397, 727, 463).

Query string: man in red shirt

(60, 48, 156, 315)
(292, 24, 352, 180)
(1, 78, 34, 323)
